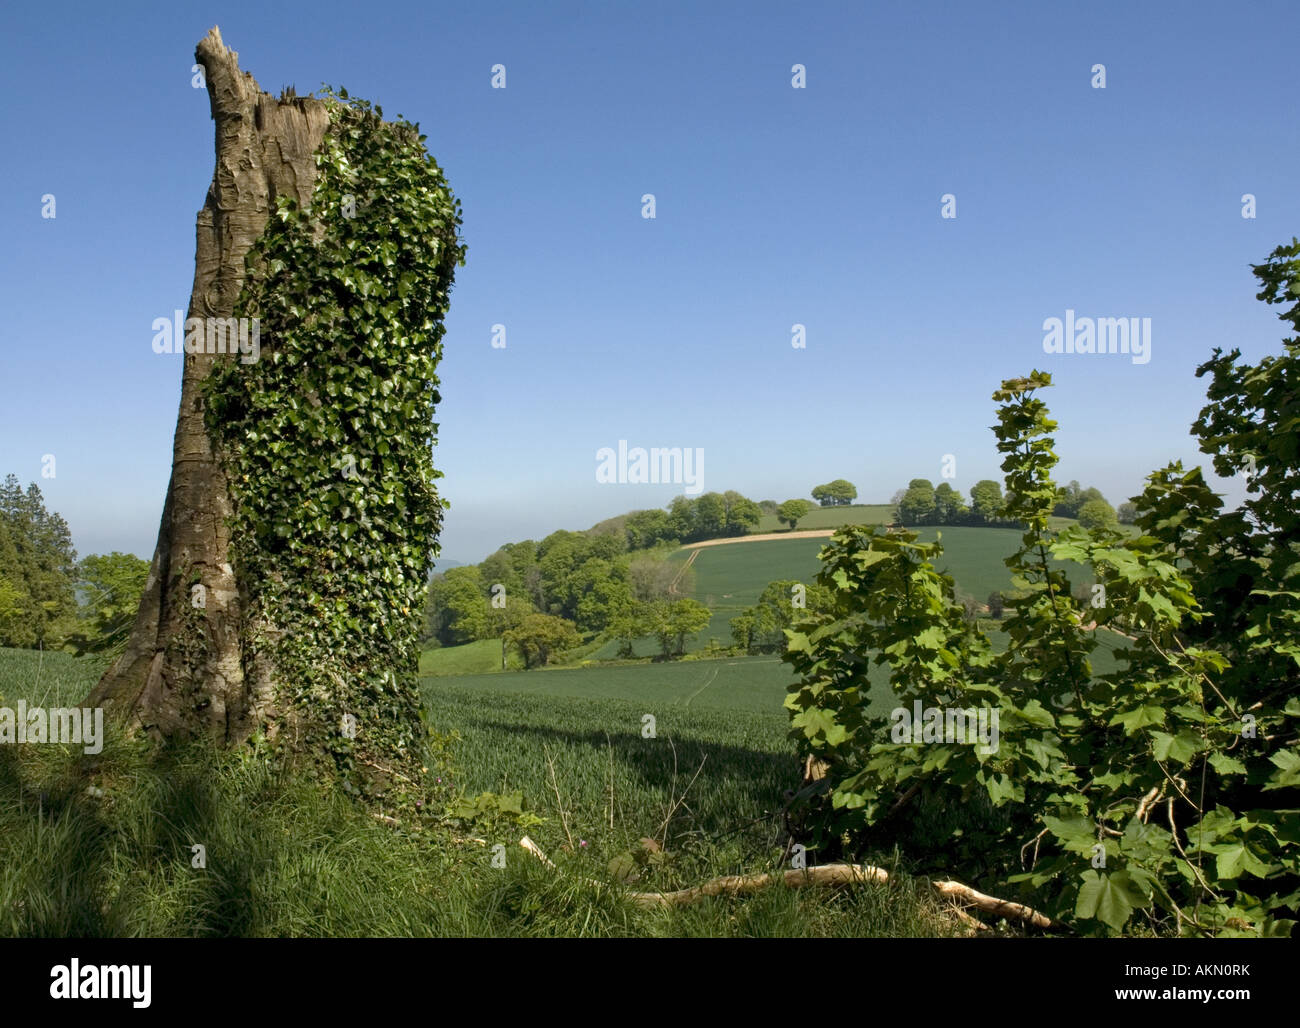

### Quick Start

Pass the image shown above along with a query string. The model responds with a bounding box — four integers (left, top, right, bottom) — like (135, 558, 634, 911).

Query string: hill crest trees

(811, 479, 857, 506)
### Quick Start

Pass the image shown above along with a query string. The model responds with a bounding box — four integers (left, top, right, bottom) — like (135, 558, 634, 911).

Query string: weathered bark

(88, 28, 330, 743)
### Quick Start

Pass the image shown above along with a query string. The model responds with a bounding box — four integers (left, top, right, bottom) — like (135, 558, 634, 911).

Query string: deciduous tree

(776, 499, 812, 530)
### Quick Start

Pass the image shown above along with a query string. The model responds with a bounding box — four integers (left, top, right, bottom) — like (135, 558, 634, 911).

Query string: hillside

(753, 503, 894, 534)
(580, 524, 1098, 660)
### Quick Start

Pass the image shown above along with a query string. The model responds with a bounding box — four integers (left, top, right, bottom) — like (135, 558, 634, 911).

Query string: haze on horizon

(1, 0, 1287, 565)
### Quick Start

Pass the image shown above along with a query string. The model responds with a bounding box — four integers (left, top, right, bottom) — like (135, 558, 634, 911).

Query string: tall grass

(0, 647, 959, 937)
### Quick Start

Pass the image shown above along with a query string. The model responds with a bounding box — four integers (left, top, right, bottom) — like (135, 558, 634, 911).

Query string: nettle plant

(785, 242, 1300, 936)
(204, 88, 466, 792)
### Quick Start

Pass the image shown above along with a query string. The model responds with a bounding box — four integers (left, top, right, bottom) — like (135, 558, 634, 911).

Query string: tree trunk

(88, 28, 330, 745)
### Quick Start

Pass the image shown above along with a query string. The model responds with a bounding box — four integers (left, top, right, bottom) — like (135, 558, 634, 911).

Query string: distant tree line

(622, 490, 762, 548)
(423, 519, 713, 667)
(891, 476, 1132, 529)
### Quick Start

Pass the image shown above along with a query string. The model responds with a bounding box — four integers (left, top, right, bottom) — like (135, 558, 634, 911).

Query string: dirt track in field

(681, 530, 836, 550)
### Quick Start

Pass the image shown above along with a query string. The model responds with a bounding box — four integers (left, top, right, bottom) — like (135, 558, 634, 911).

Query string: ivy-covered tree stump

(89, 27, 465, 797)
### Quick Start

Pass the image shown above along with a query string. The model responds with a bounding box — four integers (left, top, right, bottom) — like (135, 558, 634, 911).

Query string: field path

(669, 547, 702, 595)
(680, 529, 835, 550)
(682, 666, 720, 707)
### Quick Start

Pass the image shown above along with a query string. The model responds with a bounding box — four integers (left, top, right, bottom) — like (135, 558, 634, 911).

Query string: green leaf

(1208, 751, 1248, 776)
(1265, 749, 1300, 791)
(1150, 729, 1203, 764)
(1075, 869, 1143, 931)
(1109, 705, 1166, 733)
(1043, 815, 1095, 847)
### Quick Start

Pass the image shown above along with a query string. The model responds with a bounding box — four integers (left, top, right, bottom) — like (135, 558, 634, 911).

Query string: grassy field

(0, 646, 105, 709)
(444, 627, 1124, 705)
(685, 536, 828, 650)
(754, 503, 894, 534)
(0, 623, 1131, 937)
(0, 646, 957, 937)
(912, 526, 1087, 602)
(434, 652, 900, 714)
(586, 524, 1091, 659)
(420, 638, 524, 676)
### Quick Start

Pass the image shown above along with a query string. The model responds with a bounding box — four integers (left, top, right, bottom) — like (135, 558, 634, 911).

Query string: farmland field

(420, 679, 805, 885)
(0, 647, 958, 937)
(589, 525, 1091, 658)
(429, 652, 895, 714)
(754, 503, 894, 534)
(421, 638, 523, 676)
(0, 647, 107, 709)
(911, 526, 1087, 602)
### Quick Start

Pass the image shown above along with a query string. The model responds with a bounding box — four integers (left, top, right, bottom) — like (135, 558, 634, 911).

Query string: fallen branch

(626, 863, 890, 908)
(949, 906, 992, 933)
(514, 836, 1054, 929)
(930, 879, 1053, 929)
(519, 835, 556, 869)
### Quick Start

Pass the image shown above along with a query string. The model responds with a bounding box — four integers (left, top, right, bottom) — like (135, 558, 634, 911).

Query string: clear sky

(2, 1, 1296, 565)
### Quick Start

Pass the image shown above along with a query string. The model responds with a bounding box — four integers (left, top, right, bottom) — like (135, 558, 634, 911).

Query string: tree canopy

(811, 479, 857, 506)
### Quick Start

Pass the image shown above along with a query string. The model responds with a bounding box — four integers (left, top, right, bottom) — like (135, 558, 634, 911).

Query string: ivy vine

(203, 88, 466, 795)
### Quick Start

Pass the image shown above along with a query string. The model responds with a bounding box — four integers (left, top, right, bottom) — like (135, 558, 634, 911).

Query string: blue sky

(2, 1, 1296, 564)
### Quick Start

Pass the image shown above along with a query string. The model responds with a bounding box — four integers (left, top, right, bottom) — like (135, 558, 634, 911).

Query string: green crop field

(0, 647, 107, 709)
(686, 537, 827, 647)
(425, 653, 900, 714)
(0, 646, 958, 937)
(754, 503, 894, 534)
(910, 526, 1089, 603)
(430, 627, 1124, 707)
(588, 525, 1093, 659)
(421, 679, 805, 877)
(0, 638, 1127, 938)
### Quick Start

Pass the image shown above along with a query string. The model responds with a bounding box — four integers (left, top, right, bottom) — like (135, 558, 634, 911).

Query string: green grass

(909, 526, 1086, 603)
(0, 647, 107, 710)
(0, 647, 959, 938)
(686, 537, 828, 649)
(419, 680, 955, 935)
(446, 629, 1123, 710)
(432, 653, 866, 712)
(754, 503, 894, 534)
(420, 638, 523, 675)
(589, 525, 1092, 659)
